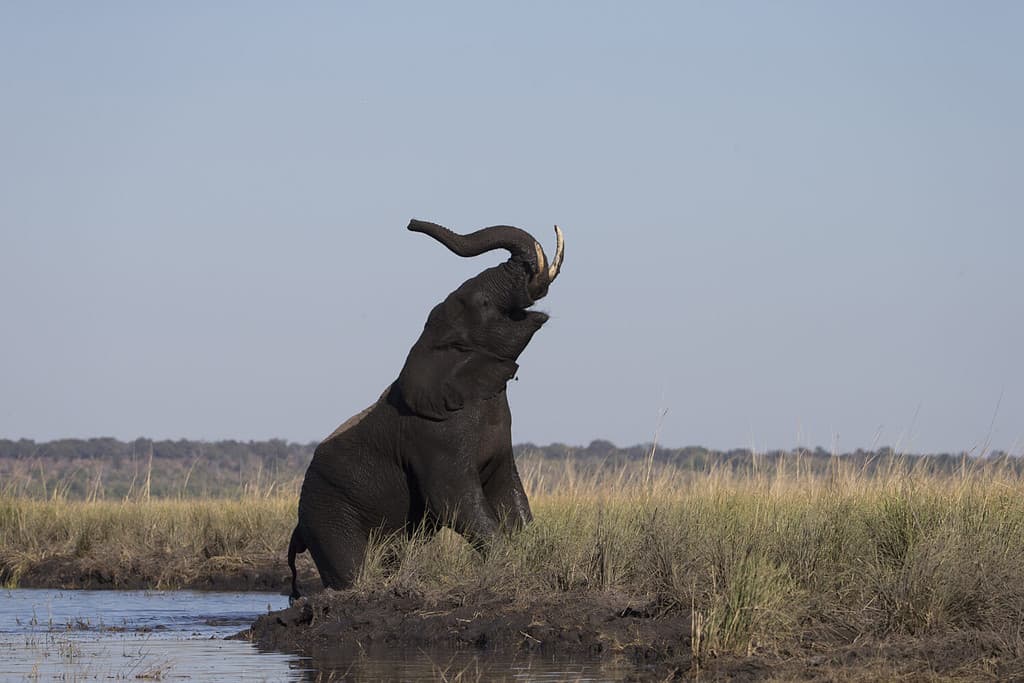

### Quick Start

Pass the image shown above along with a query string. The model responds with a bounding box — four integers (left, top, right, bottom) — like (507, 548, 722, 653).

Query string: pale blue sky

(2, 3, 1021, 454)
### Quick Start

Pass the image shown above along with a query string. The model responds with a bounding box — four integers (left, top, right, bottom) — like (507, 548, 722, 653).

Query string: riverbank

(0, 496, 315, 592)
(241, 586, 1021, 681)
(5, 459, 1024, 679)
(8, 551, 305, 592)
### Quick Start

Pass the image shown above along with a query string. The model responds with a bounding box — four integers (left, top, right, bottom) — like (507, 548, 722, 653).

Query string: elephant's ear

(397, 341, 518, 420)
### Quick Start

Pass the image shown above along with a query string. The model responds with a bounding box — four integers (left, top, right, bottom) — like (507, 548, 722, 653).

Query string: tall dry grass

(3, 455, 1024, 658)
(0, 479, 297, 589)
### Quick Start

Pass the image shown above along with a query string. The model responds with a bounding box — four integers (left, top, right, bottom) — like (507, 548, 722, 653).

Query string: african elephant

(288, 219, 564, 598)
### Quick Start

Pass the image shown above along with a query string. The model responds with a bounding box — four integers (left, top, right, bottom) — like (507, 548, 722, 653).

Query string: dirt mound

(238, 588, 1024, 681)
(238, 587, 694, 678)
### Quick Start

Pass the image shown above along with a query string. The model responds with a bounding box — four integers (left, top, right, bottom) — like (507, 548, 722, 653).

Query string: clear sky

(2, 3, 1021, 454)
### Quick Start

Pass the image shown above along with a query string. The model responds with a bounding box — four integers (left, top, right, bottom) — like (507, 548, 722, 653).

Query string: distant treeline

(0, 437, 312, 500)
(0, 437, 1018, 499)
(519, 440, 1020, 477)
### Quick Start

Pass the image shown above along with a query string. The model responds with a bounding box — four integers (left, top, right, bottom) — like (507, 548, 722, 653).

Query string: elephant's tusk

(547, 226, 564, 282)
(533, 242, 546, 276)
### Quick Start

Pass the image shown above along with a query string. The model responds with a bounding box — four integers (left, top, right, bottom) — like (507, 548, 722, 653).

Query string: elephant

(288, 219, 565, 598)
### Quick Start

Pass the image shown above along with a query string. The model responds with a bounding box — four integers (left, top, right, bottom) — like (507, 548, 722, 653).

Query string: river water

(0, 589, 632, 681)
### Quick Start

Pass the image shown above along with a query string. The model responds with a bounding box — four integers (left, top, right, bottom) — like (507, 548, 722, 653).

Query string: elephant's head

(396, 220, 565, 420)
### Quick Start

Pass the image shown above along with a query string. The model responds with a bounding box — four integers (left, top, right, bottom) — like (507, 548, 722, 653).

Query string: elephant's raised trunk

(408, 219, 564, 300)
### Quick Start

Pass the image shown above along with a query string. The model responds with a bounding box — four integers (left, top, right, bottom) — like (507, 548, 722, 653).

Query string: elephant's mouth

(510, 307, 549, 325)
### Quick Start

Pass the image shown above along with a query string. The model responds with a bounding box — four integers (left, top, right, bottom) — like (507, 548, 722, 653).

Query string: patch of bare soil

(238, 588, 1024, 681)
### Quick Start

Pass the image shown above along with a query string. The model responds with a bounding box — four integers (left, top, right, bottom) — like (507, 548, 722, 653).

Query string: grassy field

(3, 455, 1024, 673)
(357, 457, 1024, 664)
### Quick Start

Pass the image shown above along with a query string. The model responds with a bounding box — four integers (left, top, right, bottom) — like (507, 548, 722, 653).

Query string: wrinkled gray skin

(288, 220, 563, 598)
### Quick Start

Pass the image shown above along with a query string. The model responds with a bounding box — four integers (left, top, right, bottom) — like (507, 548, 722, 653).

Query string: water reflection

(271, 642, 640, 681)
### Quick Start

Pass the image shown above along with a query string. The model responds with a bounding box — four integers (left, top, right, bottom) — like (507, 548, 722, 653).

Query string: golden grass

(3, 455, 1024, 660)
(0, 496, 296, 589)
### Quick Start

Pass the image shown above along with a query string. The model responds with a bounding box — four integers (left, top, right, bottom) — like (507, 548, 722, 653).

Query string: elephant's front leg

(482, 453, 533, 531)
(421, 467, 501, 550)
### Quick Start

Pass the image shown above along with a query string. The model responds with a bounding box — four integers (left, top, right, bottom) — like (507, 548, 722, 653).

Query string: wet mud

(239, 588, 1024, 681)
(6, 553, 318, 592)
(239, 587, 694, 679)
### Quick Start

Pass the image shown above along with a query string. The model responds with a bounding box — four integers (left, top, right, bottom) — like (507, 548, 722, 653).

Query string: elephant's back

(321, 386, 391, 442)
(303, 393, 404, 504)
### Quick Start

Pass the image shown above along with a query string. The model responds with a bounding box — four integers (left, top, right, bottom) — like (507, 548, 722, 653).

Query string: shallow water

(0, 589, 635, 681)
(0, 589, 300, 681)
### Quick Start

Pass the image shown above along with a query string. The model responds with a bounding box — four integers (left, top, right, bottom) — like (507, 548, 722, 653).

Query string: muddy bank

(239, 588, 1024, 681)
(239, 587, 694, 679)
(4, 552, 318, 592)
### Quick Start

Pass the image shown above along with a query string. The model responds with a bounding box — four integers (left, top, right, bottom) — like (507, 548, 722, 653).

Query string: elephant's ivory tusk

(547, 226, 564, 282)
